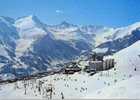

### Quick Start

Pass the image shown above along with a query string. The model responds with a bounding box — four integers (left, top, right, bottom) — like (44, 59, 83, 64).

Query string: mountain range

(0, 15, 140, 80)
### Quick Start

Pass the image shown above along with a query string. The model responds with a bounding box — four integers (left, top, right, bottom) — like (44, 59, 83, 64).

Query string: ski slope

(85, 40, 140, 99)
(0, 36, 140, 99)
(86, 75, 140, 99)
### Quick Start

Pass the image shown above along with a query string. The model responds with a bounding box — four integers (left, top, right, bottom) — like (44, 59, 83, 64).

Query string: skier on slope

(61, 92, 64, 100)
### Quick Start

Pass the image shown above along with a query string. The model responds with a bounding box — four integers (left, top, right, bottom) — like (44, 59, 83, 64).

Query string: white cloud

(56, 10, 64, 14)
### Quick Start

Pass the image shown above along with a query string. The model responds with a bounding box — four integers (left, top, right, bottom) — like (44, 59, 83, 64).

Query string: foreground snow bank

(85, 75, 140, 99)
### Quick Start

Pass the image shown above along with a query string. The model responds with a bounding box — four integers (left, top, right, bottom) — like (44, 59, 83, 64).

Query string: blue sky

(1, 0, 140, 27)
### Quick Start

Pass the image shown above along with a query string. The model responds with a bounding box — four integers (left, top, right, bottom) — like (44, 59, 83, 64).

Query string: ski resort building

(84, 53, 115, 73)
(62, 62, 81, 74)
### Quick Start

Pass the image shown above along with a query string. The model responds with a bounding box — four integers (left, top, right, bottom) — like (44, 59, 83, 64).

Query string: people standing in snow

(61, 92, 64, 100)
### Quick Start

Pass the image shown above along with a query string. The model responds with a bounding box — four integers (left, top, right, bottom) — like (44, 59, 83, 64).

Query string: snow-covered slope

(85, 40, 140, 99)
(95, 22, 140, 45)
(0, 16, 19, 75)
(47, 22, 95, 51)
(0, 16, 18, 51)
(113, 22, 140, 40)
(87, 75, 140, 99)
(48, 21, 140, 55)
(113, 40, 140, 75)
(15, 15, 47, 39)
(15, 16, 93, 63)
(0, 40, 140, 99)
(15, 15, 47, 57)
(13, 16, 93, 76)
(94, 22, 140, 54)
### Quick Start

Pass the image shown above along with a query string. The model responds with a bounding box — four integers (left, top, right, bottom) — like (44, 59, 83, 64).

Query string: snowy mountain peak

(15, 15, 42, 28)
(56, 21, 77, 29)
(27, 15, 42, 25)
(14, 15, 47, 39)
(60, 21, 71, 26)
